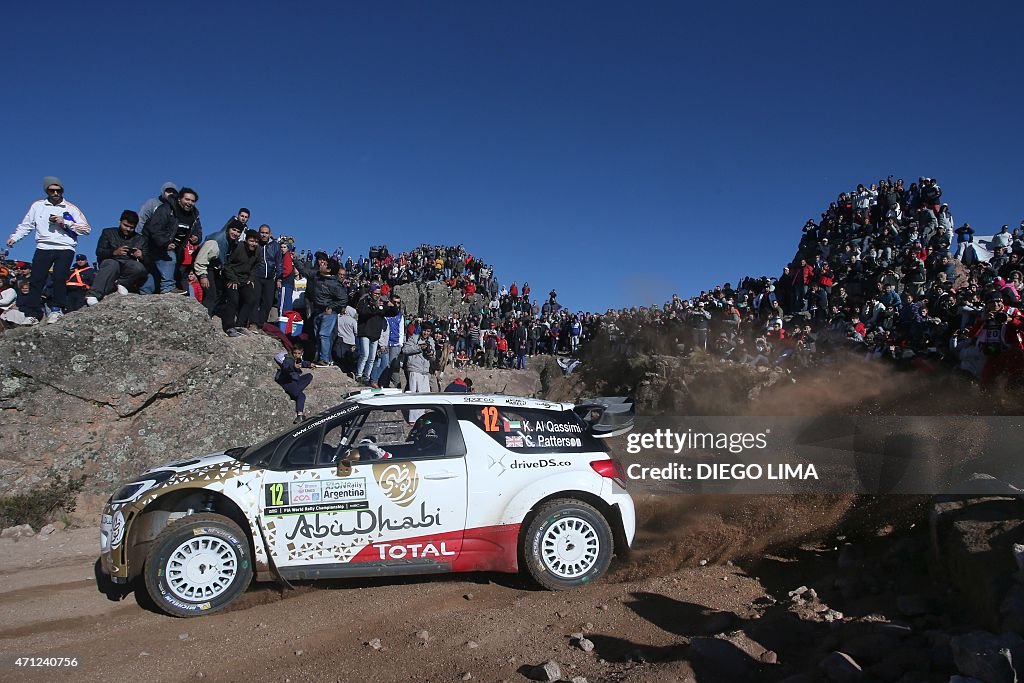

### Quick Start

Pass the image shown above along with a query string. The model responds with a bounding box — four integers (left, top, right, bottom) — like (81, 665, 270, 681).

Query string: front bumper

(99, 504, 129, 582)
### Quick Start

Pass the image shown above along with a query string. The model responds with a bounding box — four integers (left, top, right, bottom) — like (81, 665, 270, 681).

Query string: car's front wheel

(522, 499, 614, 590)
(144, 513, 253, 617)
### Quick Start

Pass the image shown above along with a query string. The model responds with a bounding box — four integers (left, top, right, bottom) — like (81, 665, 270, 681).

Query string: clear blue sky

(2, 1, 1021, 312)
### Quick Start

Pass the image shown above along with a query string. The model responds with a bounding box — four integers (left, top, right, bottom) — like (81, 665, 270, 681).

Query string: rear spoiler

(573, 397, 635, 438)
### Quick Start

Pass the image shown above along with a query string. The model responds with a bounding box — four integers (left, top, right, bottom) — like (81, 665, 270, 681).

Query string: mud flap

(256, 516, 294, 591)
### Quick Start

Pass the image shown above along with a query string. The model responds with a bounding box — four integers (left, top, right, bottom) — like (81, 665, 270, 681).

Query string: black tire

(522, 499, 614, 591)
(144, 513, 253, 618)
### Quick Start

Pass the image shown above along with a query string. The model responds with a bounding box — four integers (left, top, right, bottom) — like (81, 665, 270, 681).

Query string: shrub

(0, 468, 86, 529)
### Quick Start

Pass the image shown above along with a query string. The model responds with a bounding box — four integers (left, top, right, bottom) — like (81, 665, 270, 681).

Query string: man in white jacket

(6, 177, 90, 324)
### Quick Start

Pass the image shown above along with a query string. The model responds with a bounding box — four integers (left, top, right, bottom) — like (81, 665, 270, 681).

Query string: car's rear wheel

(522, 499, 614, 590)
(144, 513, 253, 617)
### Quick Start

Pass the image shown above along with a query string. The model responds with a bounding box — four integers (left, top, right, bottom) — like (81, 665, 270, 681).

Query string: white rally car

(99, 390, 636, 617)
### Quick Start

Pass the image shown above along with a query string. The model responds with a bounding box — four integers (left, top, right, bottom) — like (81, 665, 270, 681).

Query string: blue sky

(2, 1, 1021, 312)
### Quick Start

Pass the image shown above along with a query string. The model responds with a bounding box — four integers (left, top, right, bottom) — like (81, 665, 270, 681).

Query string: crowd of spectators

(593, 176, 1024, 387)
(5, 174, 1021, 392)
(1, 178, 589, 395)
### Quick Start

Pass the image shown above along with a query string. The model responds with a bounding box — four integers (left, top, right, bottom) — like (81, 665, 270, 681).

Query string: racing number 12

(481, 406, 500, 432)
(269, 483, 284, 506)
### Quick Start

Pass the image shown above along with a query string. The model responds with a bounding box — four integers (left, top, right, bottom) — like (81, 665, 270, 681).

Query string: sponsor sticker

(373, 462, 419, 507)
(265, 500, 369, 516)
(289, 481, 322, 504)
(323, 478, 367, 501)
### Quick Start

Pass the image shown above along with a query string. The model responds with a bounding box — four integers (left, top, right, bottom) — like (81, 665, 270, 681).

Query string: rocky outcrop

(392, 281, 486, 320)
(0, 295, 357, 493)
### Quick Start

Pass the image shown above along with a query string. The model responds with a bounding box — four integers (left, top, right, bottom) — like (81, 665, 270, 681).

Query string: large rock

(950, 631, 1024, 683)
(930, 496, 1024, 630)
(392, 281, 486, 320)
(0, 295, 357, 493)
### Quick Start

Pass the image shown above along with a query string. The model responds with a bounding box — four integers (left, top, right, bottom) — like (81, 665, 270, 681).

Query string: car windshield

(238, 403, 356, 466)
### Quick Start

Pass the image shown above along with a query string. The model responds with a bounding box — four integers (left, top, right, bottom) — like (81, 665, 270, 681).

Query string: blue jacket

(255, 238, 283, 280)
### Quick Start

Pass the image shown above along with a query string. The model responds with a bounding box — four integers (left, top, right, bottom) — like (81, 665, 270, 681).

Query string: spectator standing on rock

(335, 305, 359, 374)
(403, 322, 436, 418)
(370, 293, 406, 388)
(279, 241, 295, 313)
(194, 219, 243, 317)
(355, 284, 389, 384)
(312, 263, 349, 367)
(86, 210, 147, 305)
(141, 187, 201, 294)
(222, 229, 259, 337)
(138, 182, 177, 229)
(6, 176, 91, 325)
(276, 344, 313, 423)
(250, 224, 282, 329)
(687, 301, 711, 352)
(223, 207, 250, 232)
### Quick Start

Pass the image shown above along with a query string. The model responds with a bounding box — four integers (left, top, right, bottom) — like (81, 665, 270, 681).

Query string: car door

(257, 405, 468, 576)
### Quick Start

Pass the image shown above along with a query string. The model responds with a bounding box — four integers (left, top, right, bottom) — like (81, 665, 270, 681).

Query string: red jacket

(793, 265, 814, 286)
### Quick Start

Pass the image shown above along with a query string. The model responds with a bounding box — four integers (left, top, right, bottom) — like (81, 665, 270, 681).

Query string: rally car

(99, 389, 636, 617)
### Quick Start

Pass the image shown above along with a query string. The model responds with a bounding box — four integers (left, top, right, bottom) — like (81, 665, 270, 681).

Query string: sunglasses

(46, 187, 63, 194)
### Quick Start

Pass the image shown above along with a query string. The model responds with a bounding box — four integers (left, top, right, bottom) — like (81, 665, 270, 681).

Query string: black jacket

(357, 294, 391, 339)
(142, 199, 202, 259)
(96, 227, 145, 263)
(313, 274, 349, 312)
(224, 244, 258, 285)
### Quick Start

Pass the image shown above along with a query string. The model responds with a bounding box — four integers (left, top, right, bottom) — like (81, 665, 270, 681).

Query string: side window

(320, 414, 363, 466)
(454, 406, 606, 454)
(347, 407, 450, 460)
(277, 426, 323, 469)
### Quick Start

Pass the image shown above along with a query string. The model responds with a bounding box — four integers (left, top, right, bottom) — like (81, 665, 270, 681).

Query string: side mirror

(336, 448, 361, 477)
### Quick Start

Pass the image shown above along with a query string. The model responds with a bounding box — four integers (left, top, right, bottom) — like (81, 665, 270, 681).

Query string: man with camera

(6, 176, 91, 325)
(85, 210, 147, 305)
(355, 284, 394, 383)
(403, 322, 437, 418)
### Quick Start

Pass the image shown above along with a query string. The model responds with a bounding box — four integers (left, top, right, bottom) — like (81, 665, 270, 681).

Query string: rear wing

(572, 396, 635, 438)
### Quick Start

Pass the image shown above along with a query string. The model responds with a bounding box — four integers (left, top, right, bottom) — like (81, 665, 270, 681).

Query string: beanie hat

(160, 181, 177, 193)
(42, 176, 63, 191)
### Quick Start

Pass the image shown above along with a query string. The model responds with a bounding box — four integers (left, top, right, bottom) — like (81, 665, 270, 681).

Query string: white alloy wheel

(145, 513, 252, 616)
(165, 535, 239, 601)
(540, 515, 600, 578)
(523, 499, 615, 590)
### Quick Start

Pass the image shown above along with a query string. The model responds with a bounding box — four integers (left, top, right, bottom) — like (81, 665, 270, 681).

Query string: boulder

(0, 296, 358, 493)
(950, 631, 1024, 683)
(392, 281, 485, 321)
(931, 496, 1024, 630)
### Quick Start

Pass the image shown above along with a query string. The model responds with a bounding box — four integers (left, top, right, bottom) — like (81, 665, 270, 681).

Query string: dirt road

(0, 494, 944, 683)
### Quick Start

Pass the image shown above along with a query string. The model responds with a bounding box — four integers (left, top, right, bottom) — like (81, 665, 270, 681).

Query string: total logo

(376, 541, 457, 561)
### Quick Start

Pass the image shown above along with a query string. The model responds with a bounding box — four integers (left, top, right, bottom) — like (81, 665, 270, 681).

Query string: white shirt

(9, 198, 90, 251)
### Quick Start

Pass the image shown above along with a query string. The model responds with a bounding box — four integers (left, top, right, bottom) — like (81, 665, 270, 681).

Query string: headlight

(111, 470, 175, 503)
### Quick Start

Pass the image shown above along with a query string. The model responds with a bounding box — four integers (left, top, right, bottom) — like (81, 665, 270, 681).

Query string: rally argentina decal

(264, 478, 370, 516)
